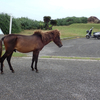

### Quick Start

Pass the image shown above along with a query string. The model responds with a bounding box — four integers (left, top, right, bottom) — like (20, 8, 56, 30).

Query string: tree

(50, 20, 57, 25)
(50, 20, 57, 29)
(43, 16, 51, 30)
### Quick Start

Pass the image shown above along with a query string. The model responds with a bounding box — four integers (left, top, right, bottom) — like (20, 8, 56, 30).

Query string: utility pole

(9, 15, 12, 34)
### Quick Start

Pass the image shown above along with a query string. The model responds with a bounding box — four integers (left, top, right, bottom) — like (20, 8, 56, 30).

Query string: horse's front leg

(35, 52, 39, 73)
(31, 52, 35, 71)
(1, 61, 4, 74)
(34, 51, 39, 73)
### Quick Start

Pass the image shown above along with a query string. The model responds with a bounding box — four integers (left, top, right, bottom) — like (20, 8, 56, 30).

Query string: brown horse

(0, 30, 63, 74)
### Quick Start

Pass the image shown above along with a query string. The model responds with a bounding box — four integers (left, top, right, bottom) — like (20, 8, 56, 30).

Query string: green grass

(40, 56, 100, 60)
(12, 52, 27, 57)
(17, 23, 100, 39)
(53, 23, 100, 38)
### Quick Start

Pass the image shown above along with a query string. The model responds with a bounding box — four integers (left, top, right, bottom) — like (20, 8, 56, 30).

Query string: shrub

(16, 17, 43, 30)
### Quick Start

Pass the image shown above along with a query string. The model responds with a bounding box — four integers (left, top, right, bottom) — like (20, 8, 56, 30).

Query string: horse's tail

(0, 40, 2, 58)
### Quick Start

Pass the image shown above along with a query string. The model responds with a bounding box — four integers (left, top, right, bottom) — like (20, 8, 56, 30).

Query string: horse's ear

(55, 29, 60, 33)
(52, 30, 58, 38)
(55, 29, 60, 36)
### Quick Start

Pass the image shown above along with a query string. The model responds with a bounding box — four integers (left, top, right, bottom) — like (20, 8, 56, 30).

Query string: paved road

(0, 57, 100, 100)
(1, 38, 100, 100)
(38, 38, 100, 57)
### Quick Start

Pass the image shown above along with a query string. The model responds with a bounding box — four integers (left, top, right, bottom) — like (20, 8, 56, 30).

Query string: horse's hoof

(1, 72, 4, 74)
(32, 69, 34, 71)
(12, 70, 15, 73)
(36, 70, 39, 73)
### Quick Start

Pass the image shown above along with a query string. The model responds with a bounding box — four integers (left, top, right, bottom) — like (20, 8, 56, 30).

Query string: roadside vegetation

(41, 56, 100, 61)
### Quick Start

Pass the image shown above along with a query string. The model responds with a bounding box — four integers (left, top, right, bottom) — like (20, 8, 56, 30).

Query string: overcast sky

(0, 0, 100, 21)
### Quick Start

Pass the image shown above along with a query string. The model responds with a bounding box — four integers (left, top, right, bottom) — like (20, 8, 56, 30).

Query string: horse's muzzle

(59, 44, 63, 48)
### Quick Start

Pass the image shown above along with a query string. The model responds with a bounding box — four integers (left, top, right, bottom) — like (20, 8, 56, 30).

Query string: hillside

(53, 23, 100, 38)
(18, 23, 100, 38)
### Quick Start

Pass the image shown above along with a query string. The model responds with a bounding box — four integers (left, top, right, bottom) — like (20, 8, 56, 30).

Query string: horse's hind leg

(6, 52, 15, 73)
(0, 50, 14, 74)
(0, 52, 9, 74)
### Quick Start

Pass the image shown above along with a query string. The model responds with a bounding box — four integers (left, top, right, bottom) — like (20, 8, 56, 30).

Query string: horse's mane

(33, 30, 60, 42)
(33, 30, 43, 38)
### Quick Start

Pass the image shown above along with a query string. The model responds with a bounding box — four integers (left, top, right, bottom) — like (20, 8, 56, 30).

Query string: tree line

(0, 13, 87, 34)
(56, 16, 87, 26)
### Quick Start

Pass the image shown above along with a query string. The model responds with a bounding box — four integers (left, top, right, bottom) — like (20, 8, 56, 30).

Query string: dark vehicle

(86, 27, 100, 39)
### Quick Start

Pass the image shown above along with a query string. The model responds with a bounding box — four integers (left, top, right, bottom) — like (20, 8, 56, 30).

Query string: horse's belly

(15, 45, 42, 53)
(15, 46, 34, 53)
(16, 48, 33, 53)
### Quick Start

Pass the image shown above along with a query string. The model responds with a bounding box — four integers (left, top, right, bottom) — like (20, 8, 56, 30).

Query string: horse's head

(53, 30, 63, 48)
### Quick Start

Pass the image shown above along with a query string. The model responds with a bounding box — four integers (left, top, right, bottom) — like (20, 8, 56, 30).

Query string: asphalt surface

(1, 38, 100, 100)
(39, 38, 100, 57)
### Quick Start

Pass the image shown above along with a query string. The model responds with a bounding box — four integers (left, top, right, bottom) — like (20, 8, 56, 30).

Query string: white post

(9, 15, 12, 34)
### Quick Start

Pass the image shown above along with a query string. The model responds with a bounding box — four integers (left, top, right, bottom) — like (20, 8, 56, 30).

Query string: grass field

(53, 23, 100, 38)
(17, 23, 100, 39)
